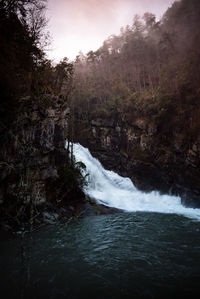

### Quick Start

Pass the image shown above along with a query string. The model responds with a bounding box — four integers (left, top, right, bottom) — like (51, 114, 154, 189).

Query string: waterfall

(70, 143, 200, 220)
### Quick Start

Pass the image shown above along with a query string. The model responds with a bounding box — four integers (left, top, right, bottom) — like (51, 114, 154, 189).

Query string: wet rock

(148, 123, 157, 136)
(43, 212, 59, 224)
(192, 143, 198, 152)
(73, 112, 200, 205)
(140, 134, 151, 151)
(181, 192, 200, 208)
(0, 95, 86, 231)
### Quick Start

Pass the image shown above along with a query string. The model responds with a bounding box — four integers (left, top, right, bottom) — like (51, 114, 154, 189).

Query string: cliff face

(0, 95, 85, 229)
(74, 114, 200, 208)
(1, 93, 199, 230)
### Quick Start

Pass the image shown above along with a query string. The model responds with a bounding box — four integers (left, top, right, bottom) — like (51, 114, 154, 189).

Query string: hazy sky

(46, 0, 175, 62)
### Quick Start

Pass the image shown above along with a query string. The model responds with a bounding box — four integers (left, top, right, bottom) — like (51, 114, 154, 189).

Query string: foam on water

(70, 143, 200, 221)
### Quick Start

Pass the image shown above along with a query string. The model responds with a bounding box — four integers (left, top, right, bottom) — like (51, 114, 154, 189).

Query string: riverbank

(0, 195, 122, 232)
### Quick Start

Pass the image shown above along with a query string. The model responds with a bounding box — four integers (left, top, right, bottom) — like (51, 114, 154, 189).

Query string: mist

(47, 0, 175, 61)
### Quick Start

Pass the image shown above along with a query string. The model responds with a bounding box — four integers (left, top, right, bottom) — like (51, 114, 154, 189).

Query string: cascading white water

(70, 143, 200, 220)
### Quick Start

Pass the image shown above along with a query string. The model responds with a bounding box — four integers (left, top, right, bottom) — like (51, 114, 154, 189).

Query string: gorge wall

(74, 113, 200, 208)
(0, 95, 85, 230)
(1, 92, 200, 231)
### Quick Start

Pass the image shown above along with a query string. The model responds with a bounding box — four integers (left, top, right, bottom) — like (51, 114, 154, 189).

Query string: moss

(59, 160, 88, 194)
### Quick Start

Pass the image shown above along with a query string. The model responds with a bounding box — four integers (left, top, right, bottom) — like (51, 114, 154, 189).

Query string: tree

(54, 57, 73, 96)
(0, 0, 49, 133)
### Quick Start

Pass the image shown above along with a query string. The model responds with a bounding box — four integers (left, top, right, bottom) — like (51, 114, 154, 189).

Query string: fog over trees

(72, 0, 200, 143)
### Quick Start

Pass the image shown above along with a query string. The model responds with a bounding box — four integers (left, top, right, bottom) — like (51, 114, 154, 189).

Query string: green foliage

(60, 160, 88, 192)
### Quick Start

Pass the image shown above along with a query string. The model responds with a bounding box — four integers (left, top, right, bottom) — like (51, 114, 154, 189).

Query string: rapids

(72, 143, 200, 221)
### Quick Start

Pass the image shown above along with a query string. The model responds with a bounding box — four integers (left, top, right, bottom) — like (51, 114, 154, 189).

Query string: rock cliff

(0, 95, 85, 230)
(74, 114, 200, 208)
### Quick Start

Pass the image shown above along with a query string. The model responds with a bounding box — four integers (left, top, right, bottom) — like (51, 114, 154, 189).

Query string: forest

(1, 0, 200, 143)
(72, 0, 200, 140)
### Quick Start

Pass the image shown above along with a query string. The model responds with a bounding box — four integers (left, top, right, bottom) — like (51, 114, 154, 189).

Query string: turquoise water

(1, 212, 200, 299)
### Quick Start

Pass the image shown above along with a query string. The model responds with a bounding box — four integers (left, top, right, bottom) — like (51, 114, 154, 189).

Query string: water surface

(1, 143, 200, 298)
(1, 212, 200, 299)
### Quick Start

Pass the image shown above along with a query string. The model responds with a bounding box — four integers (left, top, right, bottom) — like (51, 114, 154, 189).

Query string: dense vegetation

(0, 0, 73, 135)
(72, 0, 200, 146)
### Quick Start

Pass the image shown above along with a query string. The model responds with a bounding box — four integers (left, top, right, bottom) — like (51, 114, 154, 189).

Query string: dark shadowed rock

(73, 114, 200, 208)
(0, 95, 86, 231)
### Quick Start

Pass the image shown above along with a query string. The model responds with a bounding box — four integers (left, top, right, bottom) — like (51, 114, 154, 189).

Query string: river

(0, 144, 200, 298)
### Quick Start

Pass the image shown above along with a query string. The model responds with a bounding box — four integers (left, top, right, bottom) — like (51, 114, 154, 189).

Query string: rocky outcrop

(0, 95, 86, 230)
(74, 114, 200, 208)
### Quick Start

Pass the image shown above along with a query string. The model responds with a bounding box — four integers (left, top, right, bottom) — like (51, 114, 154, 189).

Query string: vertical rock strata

(0, 95, 84, 229)
(74, 115, 200, 207)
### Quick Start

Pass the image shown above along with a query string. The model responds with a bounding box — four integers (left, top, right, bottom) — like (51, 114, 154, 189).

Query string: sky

(46, 0, 175, 62)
